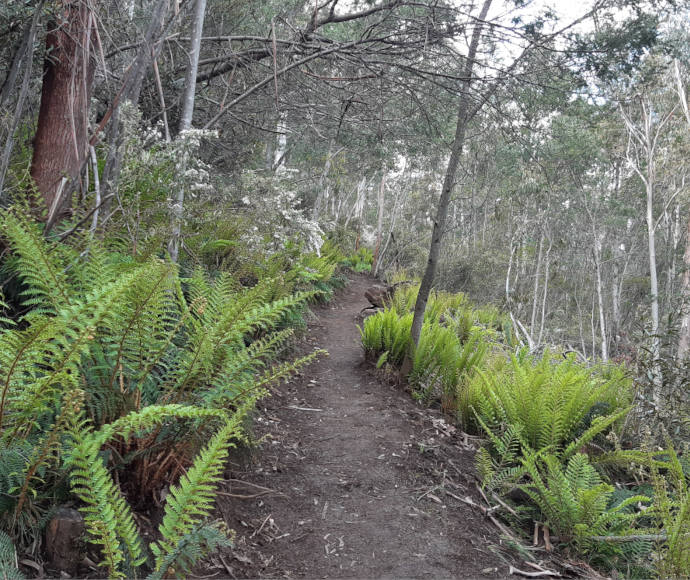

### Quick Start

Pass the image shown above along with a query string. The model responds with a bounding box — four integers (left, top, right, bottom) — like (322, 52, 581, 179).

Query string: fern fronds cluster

(0, 211, 327, 575)
(520, 451, 652, 548)
(361, 307, 489, 408)
(460, 351, 632, 451)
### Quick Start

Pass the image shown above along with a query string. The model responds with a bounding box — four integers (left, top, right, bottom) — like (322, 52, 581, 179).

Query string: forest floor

(199, 274, 518, 579)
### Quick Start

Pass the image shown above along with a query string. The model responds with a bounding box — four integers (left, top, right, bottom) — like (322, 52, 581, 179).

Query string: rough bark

(408, 0, 493, 350)
(30, 0, 95, 227)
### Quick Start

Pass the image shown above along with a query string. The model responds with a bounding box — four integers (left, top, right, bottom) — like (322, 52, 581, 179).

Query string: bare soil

(201, 274, 515, 579)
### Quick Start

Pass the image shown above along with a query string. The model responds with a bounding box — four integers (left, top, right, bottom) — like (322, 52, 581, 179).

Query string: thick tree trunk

(168, 0, 207, 263)
(30, 0, 95, 227)
(408, 0, 493, 350)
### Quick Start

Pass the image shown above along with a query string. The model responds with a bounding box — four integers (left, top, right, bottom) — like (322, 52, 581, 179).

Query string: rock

(45, 507, 85, 576)
(363, 284, 393, 310)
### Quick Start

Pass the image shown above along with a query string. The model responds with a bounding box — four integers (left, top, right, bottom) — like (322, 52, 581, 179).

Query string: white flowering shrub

(107, 103, 217, 252)
(118, 104, 216, 203)
(233, 171, 324, 256)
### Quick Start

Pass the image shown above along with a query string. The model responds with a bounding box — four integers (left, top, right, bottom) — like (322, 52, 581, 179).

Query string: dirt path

(205, 274, 508, 579)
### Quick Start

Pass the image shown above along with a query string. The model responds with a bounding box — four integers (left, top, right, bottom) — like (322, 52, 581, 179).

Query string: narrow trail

(206, 274, 507, 579)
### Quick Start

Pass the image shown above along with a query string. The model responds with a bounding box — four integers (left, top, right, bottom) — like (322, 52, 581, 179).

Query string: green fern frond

(146, 521, 233, 580)
(66, 404, 230, 577)
(0, 211, 72, 313)
(150, 406, 250, 572)
(0, 530, 24, 580)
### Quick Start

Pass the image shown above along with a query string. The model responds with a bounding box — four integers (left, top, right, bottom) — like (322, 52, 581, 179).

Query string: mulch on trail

(199, 274, 519, 579)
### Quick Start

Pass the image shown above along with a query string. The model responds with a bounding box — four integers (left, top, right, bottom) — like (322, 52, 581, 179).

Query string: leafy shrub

(342, 247, 374, 273)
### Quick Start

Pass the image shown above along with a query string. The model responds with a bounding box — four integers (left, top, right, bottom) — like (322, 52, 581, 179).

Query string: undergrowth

(0, 209, 342, 577)
(359, 281, 689, 578)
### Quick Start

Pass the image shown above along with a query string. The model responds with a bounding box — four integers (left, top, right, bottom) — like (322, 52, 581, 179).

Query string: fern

(0, 530, 24, 580)
(0, 205, 330, 576)
(66, 404, 235, 577)
(149, 411, 246, 572)
(649, 443, 690, 578)
(0, 211, 72, 314)
(519, 451, 651, 547)
(146, 521, 233, 580)
(473, 413, 527, 493)
(461, 352, 632, 453)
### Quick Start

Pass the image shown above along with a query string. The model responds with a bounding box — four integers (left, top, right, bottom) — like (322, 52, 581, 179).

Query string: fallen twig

(250, 514, 272, 539)
(226, 478, 282, 494)
(286, 405, 323, 412)
(491, 491, 519, 517)
(509, 565, 560, 577)
(216, 490, 279, 499)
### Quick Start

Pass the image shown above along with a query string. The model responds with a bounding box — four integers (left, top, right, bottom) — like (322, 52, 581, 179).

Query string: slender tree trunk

(375, 186, 403, 278)
(178, 0, 206, 132)
(100, 0, 170, 215)
(89, 145, 101, 235)
(611, 243, 622, 353)
(168, 0, 206, 263)
(312, 138, 336, 221)
(537, 237, 552, 347)
(530, 233, 544, 335)
(408, 0, 492, 351)
(30, 0, 95, 227)
(344, 176, 366, 230)
(621, 99, 671, 404)
(372, 170, 386, 272)
(674, 61, 690, 360)
(593, 238, 608, 361)
(273, 110, 288, 172)
(264, 128, 275, 171)
(677, 214, 690, 359)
